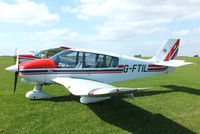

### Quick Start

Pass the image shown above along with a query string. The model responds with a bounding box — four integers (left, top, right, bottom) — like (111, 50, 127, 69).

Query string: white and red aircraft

(6, 39, 192, 104)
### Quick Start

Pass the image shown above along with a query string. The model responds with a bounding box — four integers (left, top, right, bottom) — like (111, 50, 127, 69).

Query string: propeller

(14, 53, 19, 92)
(13, 48, 17, 64)
(14, 71, 19, 92)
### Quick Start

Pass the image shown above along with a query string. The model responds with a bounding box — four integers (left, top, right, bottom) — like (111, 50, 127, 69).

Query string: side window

(110, 57, 119, 67)
(83, 53, 97, 68)
(58, 51, 78, 68)
(76, 52, 83, 68)
(96, 55, 106, 68)
(96, 55, 118, 68)
(81, 52, 119, 68)
(106, 56, 112, 67)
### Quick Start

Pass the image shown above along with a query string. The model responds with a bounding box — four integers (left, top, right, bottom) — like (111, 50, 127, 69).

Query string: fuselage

(19, 49, 174, 84)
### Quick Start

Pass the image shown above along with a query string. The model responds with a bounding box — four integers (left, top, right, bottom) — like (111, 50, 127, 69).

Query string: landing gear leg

(127, 93, 135, 99)
(25, 84, 54, 99)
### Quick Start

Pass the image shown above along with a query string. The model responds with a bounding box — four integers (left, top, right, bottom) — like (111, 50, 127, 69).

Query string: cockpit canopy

(52, 50, 119, 68)
(34, 47, 67, 59)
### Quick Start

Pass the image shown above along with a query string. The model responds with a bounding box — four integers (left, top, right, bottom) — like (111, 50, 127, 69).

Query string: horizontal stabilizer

(154, 60, 193, 67)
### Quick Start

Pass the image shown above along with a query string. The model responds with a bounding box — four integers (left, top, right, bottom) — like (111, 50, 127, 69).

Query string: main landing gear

(25, 84, 54, 99)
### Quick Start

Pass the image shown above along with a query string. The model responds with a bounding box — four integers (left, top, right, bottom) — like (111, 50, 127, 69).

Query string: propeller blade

(13, 56, 17, 64)
(14, 71, 19, 92)
(14, 48, 17, 64)
(14, 55, 19, 92)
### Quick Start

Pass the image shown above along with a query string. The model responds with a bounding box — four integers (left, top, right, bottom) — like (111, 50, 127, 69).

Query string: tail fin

(153, 39, 180, 61)
(152, 39, 193, 67)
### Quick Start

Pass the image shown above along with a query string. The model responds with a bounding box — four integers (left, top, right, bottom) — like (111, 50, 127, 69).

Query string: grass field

(0, 56, 200, 134)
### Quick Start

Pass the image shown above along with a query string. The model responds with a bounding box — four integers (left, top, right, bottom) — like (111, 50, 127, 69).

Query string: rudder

(152, 39, 180, 61)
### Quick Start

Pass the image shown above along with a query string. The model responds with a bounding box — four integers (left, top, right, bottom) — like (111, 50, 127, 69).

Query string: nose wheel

(26, 84, 54, 99)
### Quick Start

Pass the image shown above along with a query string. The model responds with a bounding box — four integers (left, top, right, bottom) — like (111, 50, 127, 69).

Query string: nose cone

(5, 64, 18, 72)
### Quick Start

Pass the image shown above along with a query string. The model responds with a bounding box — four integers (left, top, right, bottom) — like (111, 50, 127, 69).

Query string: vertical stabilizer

(152, 39, 180, 61)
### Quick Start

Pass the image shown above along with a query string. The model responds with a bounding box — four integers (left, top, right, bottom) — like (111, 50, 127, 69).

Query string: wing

(53, 77, 148, 96)
(154, 60, 193, 67)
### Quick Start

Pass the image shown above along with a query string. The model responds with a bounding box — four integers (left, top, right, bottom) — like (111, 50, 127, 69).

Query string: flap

(53, 77, 148, 96)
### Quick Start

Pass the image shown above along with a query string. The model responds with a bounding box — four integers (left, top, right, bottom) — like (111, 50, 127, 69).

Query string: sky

(0, 0, 200, 57)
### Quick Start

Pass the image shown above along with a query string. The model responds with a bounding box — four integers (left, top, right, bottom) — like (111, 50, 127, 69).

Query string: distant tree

(134, 55, 142, 57)
(194, 55, 199, 57)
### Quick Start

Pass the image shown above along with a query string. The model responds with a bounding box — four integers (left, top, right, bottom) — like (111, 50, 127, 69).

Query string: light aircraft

(6, 39, 192, 104)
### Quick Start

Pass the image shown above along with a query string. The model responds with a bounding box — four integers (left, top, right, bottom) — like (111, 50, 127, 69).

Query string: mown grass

(0, 56, 199, 134)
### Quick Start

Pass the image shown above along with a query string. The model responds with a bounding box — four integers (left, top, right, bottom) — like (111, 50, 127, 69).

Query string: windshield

(35, 47, 66, 59)
(52, 50, 78, 68)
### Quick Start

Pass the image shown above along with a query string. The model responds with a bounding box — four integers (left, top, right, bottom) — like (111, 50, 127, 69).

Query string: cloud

(79, 0, 200, 21)
(62, 6, 79, 14)
(179, 39, 200, 56)
(2, 0, 200, 56)
(16, 0, 200, 56)
(1, 29, 80, 55)
(22, 28, 137, 56)
(62, 6, 71, 14)
(0, 0, 59, 25)
(28, 29, 94, 49)
(66, 0, 200, 42)
(36, 29, 80, 44)
(172, 27, 200, 37)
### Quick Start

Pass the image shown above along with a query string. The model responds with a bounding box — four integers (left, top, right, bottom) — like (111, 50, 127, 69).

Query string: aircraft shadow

(39, 94, 80, 102)
(39, 86, 197, 133)
(135, 85, 200, 97)
(135, 90, 174, 97)
(88, 97, 195, 134)
(162, 85, 200, 96)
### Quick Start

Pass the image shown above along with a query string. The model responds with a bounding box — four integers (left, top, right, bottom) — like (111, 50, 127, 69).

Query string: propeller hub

(5, 64, 18, 72)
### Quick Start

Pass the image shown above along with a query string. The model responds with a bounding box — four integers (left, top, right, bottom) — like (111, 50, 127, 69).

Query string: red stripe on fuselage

(148, 65, 165, 68)
(118, 65, 124, 68)
(147, 69, 167, 72)
(20, 71, 123, 75)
